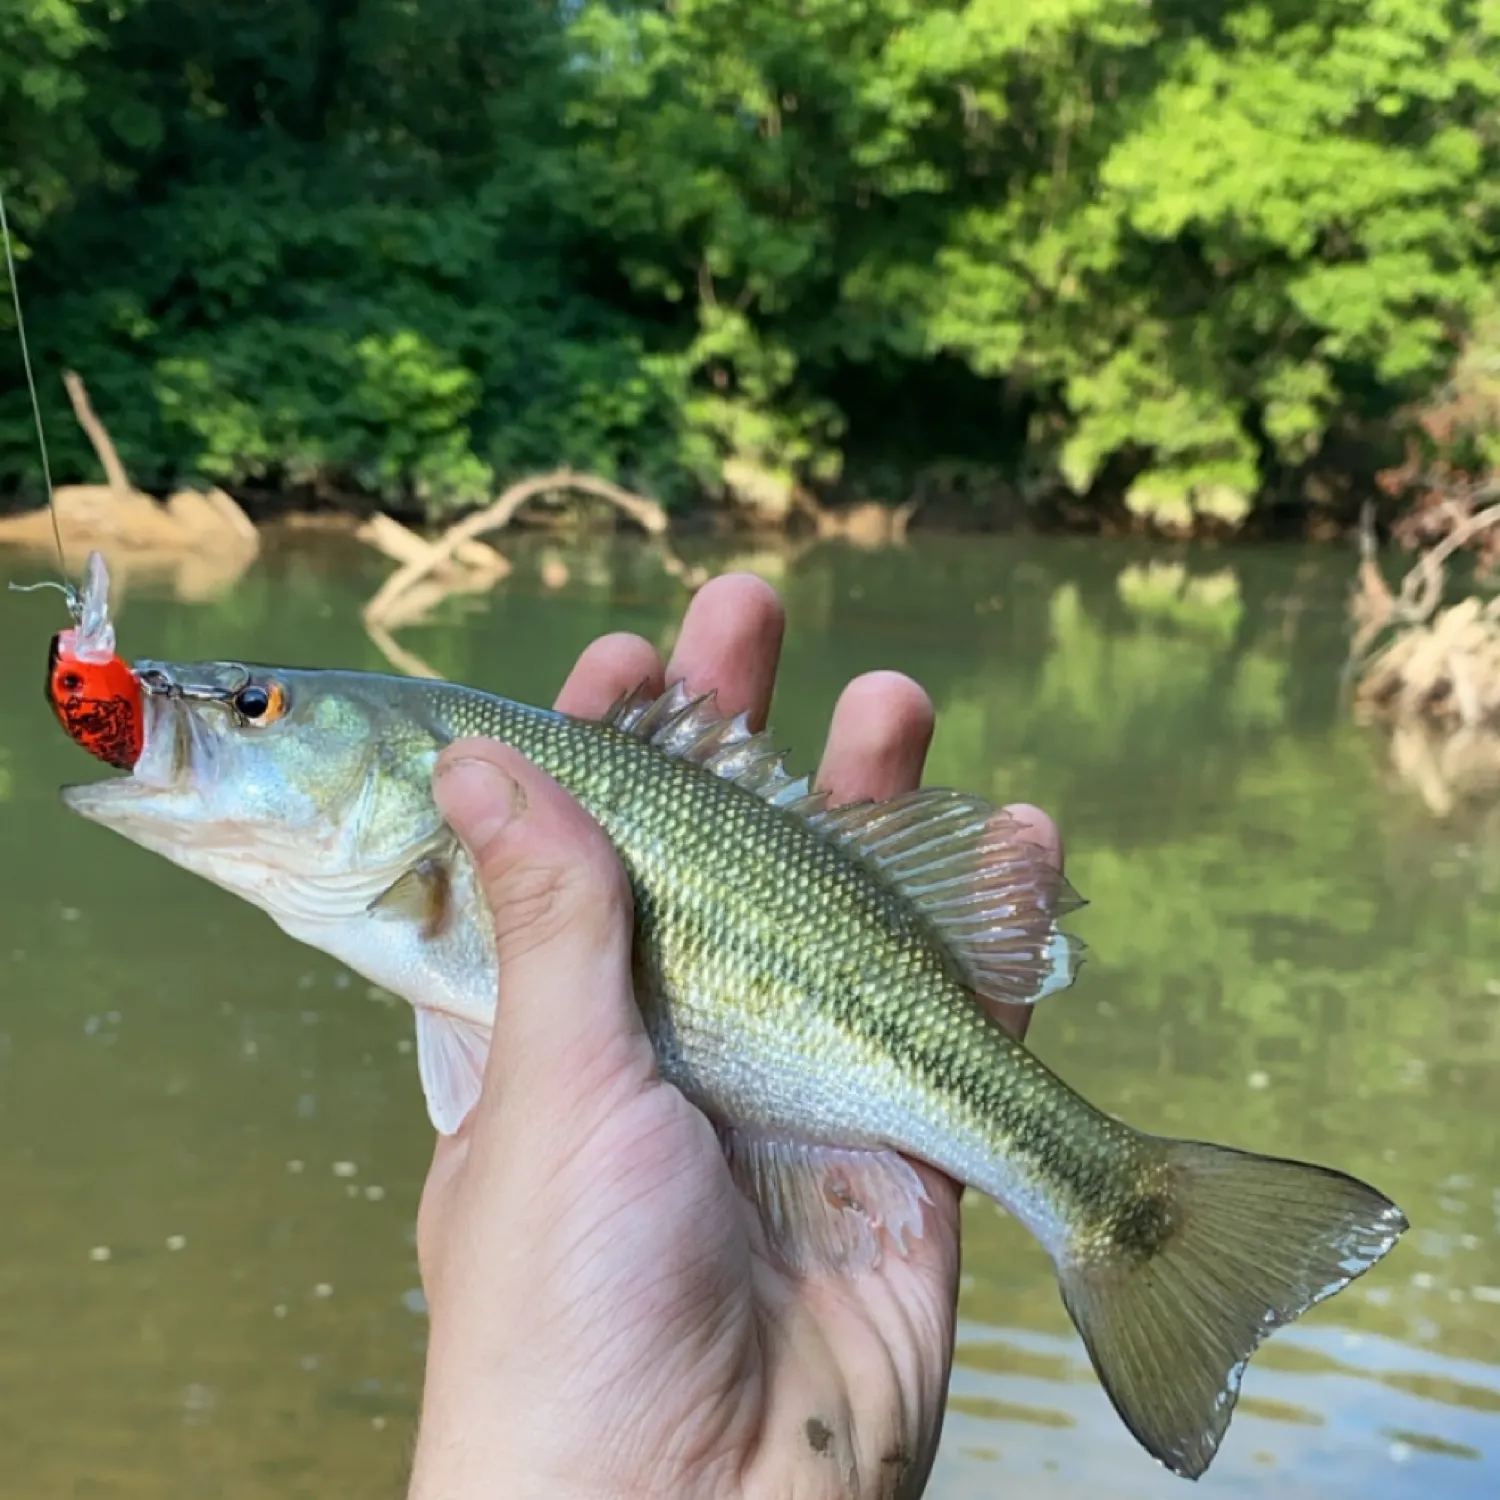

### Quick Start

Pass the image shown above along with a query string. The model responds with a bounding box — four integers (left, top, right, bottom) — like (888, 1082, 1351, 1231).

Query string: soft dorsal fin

(812, 790, 1084, 1006)
(601, 681, 1083, 1006)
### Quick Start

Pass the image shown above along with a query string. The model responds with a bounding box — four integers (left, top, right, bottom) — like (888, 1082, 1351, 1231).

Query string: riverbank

(0, 470, 1377, 550)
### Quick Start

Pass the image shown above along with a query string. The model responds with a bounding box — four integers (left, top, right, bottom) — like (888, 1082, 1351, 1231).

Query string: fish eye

(235, 685, 270, 719)
(232, 681, 285, 724)
(59, 671, 83, 693)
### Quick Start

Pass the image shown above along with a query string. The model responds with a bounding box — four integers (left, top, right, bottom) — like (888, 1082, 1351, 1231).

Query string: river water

(0, 532, 1495, 1498)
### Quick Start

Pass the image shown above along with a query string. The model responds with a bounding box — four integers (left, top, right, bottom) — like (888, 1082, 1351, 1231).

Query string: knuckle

(491, 860, 575, 955)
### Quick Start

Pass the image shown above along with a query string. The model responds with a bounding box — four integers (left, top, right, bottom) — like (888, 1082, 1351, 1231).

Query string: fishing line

(0, 185, 69, 591)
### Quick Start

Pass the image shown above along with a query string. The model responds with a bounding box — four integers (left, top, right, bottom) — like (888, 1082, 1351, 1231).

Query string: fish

(56, 638, 1408, 1480)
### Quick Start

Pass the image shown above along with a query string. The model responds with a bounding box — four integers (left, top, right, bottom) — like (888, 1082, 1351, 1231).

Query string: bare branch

(362, 468, 671, 630)
(63, 370, 131, 493)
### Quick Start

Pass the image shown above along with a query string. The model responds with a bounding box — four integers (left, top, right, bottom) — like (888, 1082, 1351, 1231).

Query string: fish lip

(59, 690, 205, 818)
(60, 774, 162, 817)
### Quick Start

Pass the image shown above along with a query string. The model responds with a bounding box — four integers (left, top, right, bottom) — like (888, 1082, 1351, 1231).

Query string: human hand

(408, 575, 1062, 1500)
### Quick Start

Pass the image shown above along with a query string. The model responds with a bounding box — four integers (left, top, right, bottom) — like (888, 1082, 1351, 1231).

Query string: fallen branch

(363, 468, 681, 631)
(1346, 498, 1500, 680)
(365, 618, 442, 681)
(357, 511, 511, 578)
(1399, 497, 1500, 617)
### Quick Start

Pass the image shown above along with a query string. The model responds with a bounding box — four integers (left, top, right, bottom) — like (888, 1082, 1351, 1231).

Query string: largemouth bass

(59, 650, 1406, 1479)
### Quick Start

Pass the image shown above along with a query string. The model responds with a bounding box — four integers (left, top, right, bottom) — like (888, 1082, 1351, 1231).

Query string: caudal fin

(1057, 1140, 1406, 1480)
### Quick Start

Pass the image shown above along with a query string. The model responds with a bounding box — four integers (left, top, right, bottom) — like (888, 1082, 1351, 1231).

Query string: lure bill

(42, 551, 144, 770)
(55, 651, 1409, 1480)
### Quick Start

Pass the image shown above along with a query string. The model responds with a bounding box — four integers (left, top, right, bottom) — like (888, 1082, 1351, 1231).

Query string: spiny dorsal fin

(812, 790, 1084, 1007)
(601, 682, 1082, 1005)
(600, 680, 830, 817)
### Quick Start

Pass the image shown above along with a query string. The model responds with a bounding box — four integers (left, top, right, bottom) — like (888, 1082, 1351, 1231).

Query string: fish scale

(440, 690, 1034, 1175)
(57, 642, 1408, 1481)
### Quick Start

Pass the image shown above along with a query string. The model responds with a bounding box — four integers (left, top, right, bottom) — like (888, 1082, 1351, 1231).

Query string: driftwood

(363, 468, 676, 626)
(357, 511, 510, 577)
(1355, 595, 1500, 730)
(1350, 498, 1500, 664)
(802, 496, 922, 548)
(359, 469, 706, 675)
(0, 371, 260, 598)
(1349, 499, 1500, 699)
(356, 510, 511, 630)
(1350, 502, 1500, 814)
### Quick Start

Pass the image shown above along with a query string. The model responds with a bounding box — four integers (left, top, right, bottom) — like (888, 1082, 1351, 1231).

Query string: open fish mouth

(60, 689, 228, 842)
(58, 665, 406, 903)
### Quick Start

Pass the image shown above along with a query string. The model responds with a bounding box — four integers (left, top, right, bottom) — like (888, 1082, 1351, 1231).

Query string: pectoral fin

(368, 855, 453, 940)
(721, 1130, 930, 1275)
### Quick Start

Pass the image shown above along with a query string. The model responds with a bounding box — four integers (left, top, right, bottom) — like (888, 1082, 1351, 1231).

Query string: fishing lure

(2, 190, 143, 769)
(44, 552, 144, 770)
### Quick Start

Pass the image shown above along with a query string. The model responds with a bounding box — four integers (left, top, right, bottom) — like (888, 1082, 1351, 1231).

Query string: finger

(1004, 801, 1063, 875)
(432, 741, 652, 1115)
(554, 632, 664, 718)
(985, 803, 1065, 1044)
(663, 573, 785, 728)
(815, 680, 1067, 1053)
(808, 672, 961, 1233)
(815, 671, 934, 805)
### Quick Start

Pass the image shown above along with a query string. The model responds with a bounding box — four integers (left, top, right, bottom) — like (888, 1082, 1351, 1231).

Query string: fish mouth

(60, 690, 225, 844)
(60, 684, 424, 929)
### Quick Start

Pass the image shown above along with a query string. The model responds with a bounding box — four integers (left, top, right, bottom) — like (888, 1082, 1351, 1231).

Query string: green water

(1, 533, 1496, 1499)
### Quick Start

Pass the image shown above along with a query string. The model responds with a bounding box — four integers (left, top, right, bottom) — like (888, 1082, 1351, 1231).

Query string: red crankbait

(41, 552, 144, 770)
(2, 198, 142, 769)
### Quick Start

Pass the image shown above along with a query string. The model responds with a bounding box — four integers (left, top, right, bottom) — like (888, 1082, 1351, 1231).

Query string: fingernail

(433, 756, 523, 848)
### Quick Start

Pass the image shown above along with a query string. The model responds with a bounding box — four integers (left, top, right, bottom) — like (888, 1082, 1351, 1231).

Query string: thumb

(432, 739, 653, 1114)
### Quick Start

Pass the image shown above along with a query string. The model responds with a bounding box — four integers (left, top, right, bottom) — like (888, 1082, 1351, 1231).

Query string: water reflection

(0, 532, 1495, 1497)
(935, 1324, 1500, 1499)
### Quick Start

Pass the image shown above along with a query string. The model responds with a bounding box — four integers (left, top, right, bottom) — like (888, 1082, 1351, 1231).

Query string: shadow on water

(0, 532, 1496, 1497)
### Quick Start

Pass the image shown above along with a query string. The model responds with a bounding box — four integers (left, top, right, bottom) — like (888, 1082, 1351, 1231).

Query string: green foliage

(1, 0, 1498, 522)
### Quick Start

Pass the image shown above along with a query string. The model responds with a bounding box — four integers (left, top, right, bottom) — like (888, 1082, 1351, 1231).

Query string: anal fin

(722, 1131, 930, 1275)
(415, 1008, 491, 1134)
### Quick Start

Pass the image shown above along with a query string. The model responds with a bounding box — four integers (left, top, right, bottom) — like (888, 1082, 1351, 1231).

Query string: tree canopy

(2, 0, 1498, 528)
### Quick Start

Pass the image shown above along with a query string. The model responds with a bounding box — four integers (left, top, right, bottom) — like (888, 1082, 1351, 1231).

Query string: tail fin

(1057, 1139, 1407, 1480)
